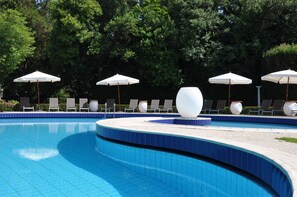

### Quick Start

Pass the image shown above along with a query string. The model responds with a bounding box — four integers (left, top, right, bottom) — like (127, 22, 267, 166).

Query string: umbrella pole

(286, 77, 289, 101)
(37, 81, 40, 110)
(117, 84, 121, 105)
(228, 81, 231, 106)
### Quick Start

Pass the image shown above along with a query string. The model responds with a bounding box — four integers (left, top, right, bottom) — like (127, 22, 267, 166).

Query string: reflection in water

(15, 148, 59, 161)
(48, 123, 59, 133)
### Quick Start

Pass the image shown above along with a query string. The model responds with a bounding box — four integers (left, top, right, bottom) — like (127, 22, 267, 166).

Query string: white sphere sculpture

(283, 101, 297, 116)
(230, 101, 243, 115)
(176, 87, 203, 118)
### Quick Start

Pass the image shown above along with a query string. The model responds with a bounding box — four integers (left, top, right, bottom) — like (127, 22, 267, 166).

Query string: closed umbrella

(209, 72, 252, 105)
(14, 71, 61, 110)
(96, 73, 139, 104)
(261, 69, 297, 101)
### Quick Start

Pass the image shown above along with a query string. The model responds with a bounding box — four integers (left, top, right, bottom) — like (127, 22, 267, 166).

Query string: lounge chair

(66, 98, 76, 111)
(262, 99, 284, 115)
(20, 97, 34, 111)
(49, 98, 59, 111)
(248, 99, 272, 115)
(147, 99, 160, 113)
(160, 99, 173, 113)
(201, 100, 213, 114)
(209, 100, 226, 114)
(125, 99, 138, 112)
(271, 99, 285, 115)
(79, 98, 89, 112)
(102, 99, 115, 112)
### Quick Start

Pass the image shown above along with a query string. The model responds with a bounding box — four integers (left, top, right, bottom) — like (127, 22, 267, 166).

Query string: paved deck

(98, 117, 297, 196)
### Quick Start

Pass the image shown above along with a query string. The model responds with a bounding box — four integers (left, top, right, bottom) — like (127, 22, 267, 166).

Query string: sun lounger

(201, 100, 213, 114)
(249, 99, 272, 115)
(271, 99, 285, 115)
(102, 99, 115, 112)
(66, 98, 76, 111)
(209, 100, 226, 114)
(79, 98, 89, 112)
(147, 99, 160, 112)
(125, 99, 138, 112)
(20, 97, 34, 111)
(160, 99, 173, 113)
(49, 98, 59, 111)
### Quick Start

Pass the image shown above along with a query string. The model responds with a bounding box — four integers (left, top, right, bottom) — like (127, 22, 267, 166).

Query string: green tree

(170, 0, 224, 65)
(104, 0, 182, 87)
(214, 0, 297, 103)
(217, 0, 297, 78)
(263, 43, 297, 72)
(135, 0, 182, 86)
(49, 0, 103, 97)
(168, 0, 224, 88)
(16, 0, 51, 65)
(0, 9, 35, 84)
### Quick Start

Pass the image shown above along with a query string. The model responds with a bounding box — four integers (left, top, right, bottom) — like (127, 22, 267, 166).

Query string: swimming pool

(0, 118, 278, 196)
(210, 120, 297, 129)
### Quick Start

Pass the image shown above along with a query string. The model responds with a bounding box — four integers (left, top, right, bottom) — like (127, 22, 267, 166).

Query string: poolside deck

(98, 116, 297, 196)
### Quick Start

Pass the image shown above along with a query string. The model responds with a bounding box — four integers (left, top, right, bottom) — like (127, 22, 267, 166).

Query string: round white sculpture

(230, 101, 243, 115)
(139, 100, 147, 113)
(89, 100, 99, 112)
(283, 101, 297, 116)
(176, 87, 203, 118)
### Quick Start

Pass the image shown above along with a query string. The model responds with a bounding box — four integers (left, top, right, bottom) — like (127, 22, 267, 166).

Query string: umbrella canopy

(209, 72, 252, 105)
(96, 74, 139, 104)
(261, 69, 297, 101)
(14, 71, 61, 110)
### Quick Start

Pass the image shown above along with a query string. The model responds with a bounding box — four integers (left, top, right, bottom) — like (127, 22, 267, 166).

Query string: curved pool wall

(96, 136, 276, 196)
(96, 123, 293, 197)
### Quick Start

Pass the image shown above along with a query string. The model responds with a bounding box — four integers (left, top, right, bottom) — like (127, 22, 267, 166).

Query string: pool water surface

(0, 118, 277, 196)
(210, 120, 297, 129)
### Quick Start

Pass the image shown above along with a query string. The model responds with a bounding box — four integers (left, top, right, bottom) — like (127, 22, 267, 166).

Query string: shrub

(263, 43, 297, 71)
(0, 99, 19, 111)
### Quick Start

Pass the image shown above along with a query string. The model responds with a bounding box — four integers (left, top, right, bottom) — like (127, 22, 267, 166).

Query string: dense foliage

(1, 0, 297, 105)
(0, 9, 35, 84)
(264, 43, 297, 72)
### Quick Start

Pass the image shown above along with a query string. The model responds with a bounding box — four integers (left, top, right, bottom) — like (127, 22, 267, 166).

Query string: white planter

(230, 101, 242, 115)
(176, 87, 203, 118)
(283, 101, 297, 116)
(89, 100, 98, 112)
(139, 100, 147, 113)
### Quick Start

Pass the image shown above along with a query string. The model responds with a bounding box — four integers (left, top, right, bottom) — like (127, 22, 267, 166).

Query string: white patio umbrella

(209, 72, 252, 105)
(261, 69, 297, 101)
(96, 73, 139, 104)
(14, 71, 61, 110)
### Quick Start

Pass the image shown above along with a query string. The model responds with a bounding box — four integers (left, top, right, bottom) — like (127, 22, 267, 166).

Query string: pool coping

(96, 117, 297, 197)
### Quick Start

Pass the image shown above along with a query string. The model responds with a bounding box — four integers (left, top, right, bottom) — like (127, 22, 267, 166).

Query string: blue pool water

(0, 118, 277, 196)
(211, 120, 297, 129)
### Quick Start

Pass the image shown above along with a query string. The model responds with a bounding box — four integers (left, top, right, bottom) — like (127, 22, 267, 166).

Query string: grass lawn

(276, 137, 297, 144)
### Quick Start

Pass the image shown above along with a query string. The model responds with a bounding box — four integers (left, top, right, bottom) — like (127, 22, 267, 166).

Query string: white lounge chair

(66, 98, 76, 111)
(79, 98, 89, 112)
(160, 99, 173, 113)
(147, 99, 160, 112)
(49, 98, 59, 111)
(125, 99, 138, 112)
